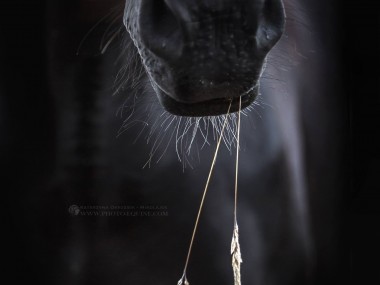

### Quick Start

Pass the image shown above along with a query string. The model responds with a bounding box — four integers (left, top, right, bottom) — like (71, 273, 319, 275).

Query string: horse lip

(156, 87, 257, 117)
(154, 79, 258, 103)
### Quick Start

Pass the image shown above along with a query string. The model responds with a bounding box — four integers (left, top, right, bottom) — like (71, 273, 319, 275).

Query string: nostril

(139, 0, 184, 60)
(256, 0, 285, 53)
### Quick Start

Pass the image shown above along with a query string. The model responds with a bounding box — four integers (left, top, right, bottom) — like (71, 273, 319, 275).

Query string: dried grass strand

(178, 101, 233, 285)
(231, 96, 243, 285)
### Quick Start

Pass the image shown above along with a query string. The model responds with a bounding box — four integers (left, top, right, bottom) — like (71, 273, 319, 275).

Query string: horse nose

(137, 0, 285, 61)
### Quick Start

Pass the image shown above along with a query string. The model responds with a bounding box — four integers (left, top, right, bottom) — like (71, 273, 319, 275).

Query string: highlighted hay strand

(177, 97, 244, 285)
(231, 96, 243, 285)
(177, 101, 232, 285)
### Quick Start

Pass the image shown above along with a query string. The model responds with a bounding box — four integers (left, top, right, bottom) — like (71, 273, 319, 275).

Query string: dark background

(1, 0, 379, 284)
(345, 1, 380, 283)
